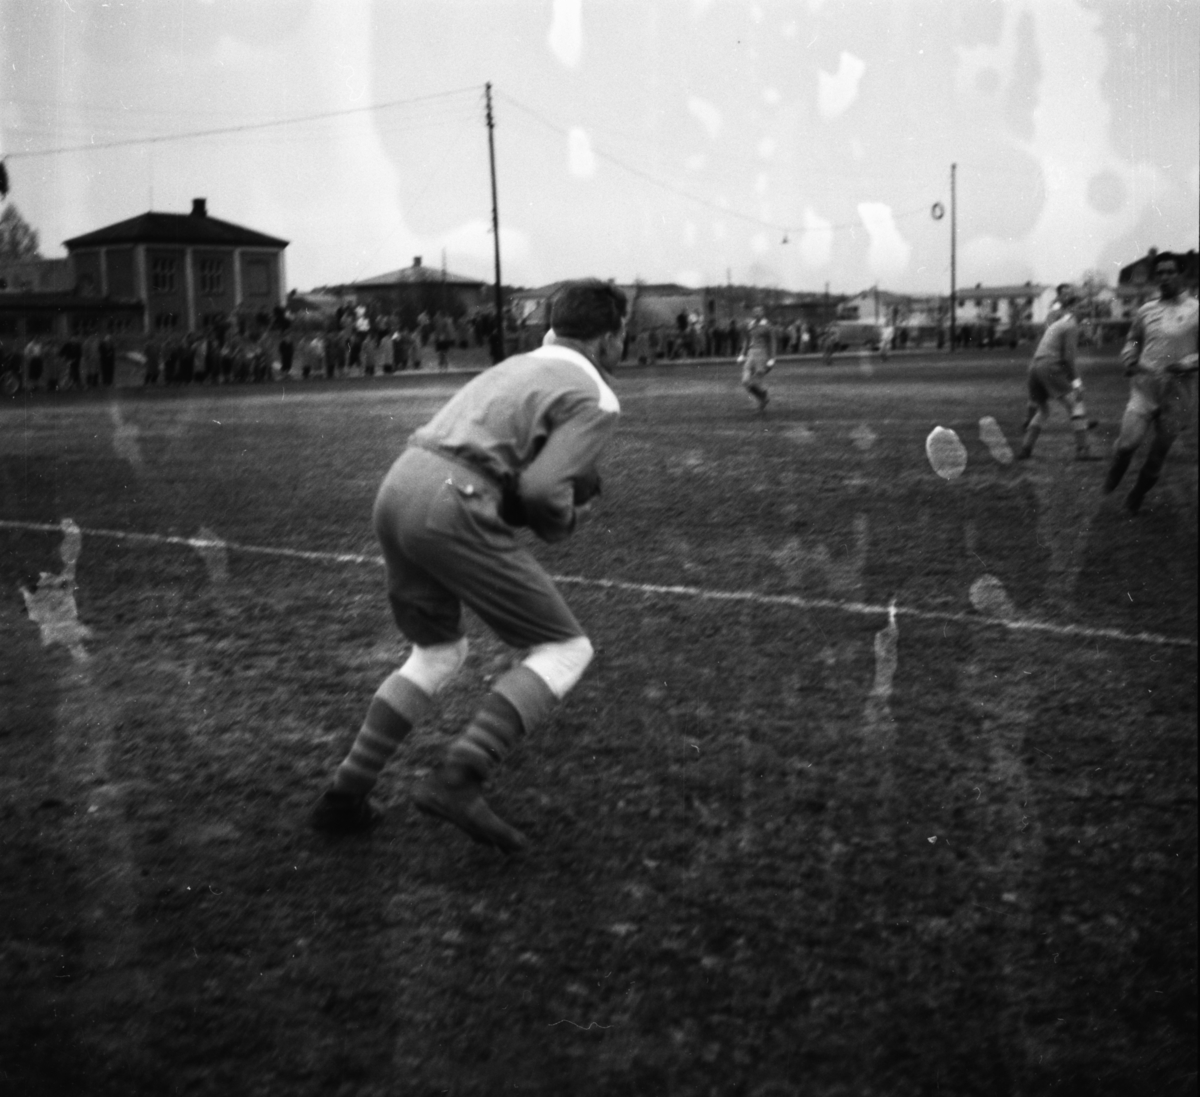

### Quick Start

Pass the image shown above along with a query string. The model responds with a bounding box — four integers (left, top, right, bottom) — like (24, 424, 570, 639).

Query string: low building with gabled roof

(315, 256, 488, 327)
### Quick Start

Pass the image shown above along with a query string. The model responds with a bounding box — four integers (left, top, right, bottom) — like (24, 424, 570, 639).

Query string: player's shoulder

(519, 345, 620, 414)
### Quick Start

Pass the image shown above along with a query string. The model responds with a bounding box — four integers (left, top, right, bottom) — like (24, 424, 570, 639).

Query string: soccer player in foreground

(1103, 253, 1199, 514)
(1017, 285, 1099, 461)
(311, 279, 627, 853)
(739, 305, 776, 412)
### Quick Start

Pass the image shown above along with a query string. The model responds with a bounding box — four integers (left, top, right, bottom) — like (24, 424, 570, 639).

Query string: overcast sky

(2, 0, 1197, 296)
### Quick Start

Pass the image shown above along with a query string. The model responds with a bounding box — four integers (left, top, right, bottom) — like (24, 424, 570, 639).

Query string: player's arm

(1169, 310, 1199, 374)
(518, 401, 618, 543)
(1120, 311, 1145, 375)
(1062, 322, 1080, 384)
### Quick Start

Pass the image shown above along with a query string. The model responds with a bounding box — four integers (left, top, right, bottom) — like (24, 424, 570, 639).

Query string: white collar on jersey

(528, 343, 620, 413)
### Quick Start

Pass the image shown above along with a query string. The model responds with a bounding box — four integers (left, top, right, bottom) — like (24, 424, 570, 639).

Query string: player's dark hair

(1152, 252, 1178, 273)
(549, 279, 628, 340)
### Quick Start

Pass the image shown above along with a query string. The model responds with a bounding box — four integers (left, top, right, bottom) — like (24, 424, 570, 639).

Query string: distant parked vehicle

(828, 321, 883, 352)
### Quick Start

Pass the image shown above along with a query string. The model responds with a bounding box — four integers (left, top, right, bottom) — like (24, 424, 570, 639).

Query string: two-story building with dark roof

(63, 197, 288, 335)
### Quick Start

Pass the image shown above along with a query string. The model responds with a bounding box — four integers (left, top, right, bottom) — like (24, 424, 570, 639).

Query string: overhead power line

(2, 86, 482, 160)
(493, 90, 931, 238)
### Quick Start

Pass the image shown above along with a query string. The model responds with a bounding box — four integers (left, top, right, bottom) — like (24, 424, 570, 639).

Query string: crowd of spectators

(625, 311, 831, 365)
(2, 305, 913, 396)
(0, 303, 506, 394)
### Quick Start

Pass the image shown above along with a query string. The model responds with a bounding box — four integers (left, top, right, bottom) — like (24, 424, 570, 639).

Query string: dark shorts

(373, 446, 584, 649)
(1027, 359, 1072, 404)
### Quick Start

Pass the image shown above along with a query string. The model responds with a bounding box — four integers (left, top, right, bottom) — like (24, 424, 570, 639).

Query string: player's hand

(737, 355, 746, 364)
(1071, 378, 1083, 391)
(499, 487, 529, 527)
(573, 468, 602, 506)
(766, 358, 776, 370)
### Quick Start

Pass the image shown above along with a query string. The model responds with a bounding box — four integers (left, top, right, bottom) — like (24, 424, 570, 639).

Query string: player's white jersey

(1121, 295, 1199, 377)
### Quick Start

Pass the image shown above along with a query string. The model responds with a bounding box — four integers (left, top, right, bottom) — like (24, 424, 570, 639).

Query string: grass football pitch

(1, 349, 1196, 1096)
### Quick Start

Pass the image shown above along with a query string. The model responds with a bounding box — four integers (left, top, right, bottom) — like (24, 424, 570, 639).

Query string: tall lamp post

(949, 162, 957, 352)
(931, 163, 956, 352)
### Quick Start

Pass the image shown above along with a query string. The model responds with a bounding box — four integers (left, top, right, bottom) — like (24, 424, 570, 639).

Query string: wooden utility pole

(486, 83, 505, 362)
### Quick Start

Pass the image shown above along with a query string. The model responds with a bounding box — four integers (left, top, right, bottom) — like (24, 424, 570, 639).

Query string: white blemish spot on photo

(850, 423, 877, 451)
(19, 519, 93, 662)
(979, 416, 1014, 465)
(926, 426, 967, 480)
(969, 575, 1018, 620)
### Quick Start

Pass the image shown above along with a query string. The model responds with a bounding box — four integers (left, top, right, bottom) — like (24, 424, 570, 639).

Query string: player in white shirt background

(1104, 253, 1200, 514)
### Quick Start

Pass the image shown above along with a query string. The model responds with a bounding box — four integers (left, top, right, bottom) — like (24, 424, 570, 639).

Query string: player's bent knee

(399, 636, 469, 695)
(523, 635, 594, 699)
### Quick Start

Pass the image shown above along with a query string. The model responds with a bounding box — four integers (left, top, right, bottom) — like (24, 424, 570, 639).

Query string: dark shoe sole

(310, 790, 381, 835)
(413, 775, 528, 854)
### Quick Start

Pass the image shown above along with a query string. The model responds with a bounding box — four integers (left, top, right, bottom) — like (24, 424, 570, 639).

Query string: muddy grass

(1, 351, 1195, 1096)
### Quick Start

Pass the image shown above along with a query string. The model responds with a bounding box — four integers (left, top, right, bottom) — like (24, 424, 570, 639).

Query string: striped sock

(446, 691, 525, 782)
(333, 671, 432, 795)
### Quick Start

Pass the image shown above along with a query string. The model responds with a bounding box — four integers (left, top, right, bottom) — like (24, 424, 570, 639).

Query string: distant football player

(1104, 253, 1199, 513)
(311, 279, 626, 853)
(879, 322, 895, 361)
(739, 305, 777, 411)
(1017, 286, 1099, 461)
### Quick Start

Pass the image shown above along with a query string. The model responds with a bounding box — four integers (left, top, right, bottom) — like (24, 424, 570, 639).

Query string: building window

(152, 256, 177, 294)
(153, 311, 181, 331)
(199, 258, 224, 296)
(245, 259, 270, 297)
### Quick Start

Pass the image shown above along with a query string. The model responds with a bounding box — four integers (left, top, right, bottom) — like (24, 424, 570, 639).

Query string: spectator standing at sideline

(25, 335, 46, 391)
(60, 336, 83, 389)
(82, 334, 101, 387)
(398, 324, 412, 372)
(310, 279, 628, 853)
(219, 337, 235, 384)
(1104, 253, 1199, 513)
(99, 333, 116, 386)
(880, 322, 896, 361)
(434, 312, 455, 370)
(279, 332, 294, 378)
(323, 332, 336, 380)
(143, 337, 161, 385)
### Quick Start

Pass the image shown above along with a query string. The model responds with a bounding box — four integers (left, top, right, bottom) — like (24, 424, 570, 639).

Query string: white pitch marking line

(2, 518, 1195, 650)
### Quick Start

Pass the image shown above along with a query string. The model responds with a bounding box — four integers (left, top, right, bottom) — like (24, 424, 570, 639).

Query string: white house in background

(952, 282, 1052, 328)
(837, 288, 910, 324)
(1114, 247, 1199, 319)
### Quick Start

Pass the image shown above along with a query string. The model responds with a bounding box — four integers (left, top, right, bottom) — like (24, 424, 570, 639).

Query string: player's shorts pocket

(426, 478, 510, 546)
